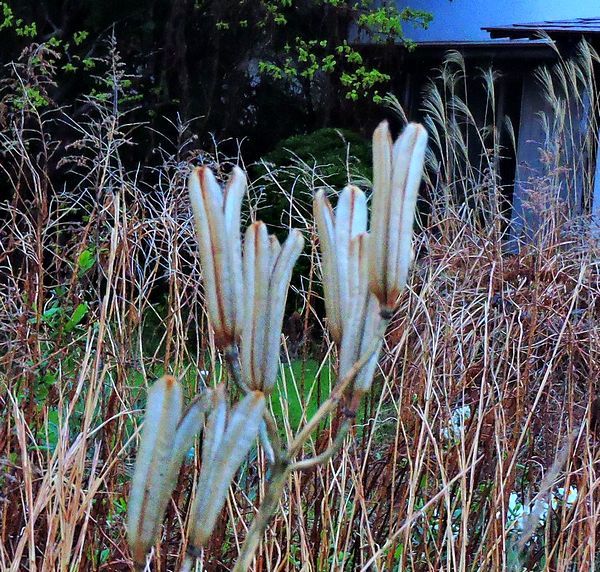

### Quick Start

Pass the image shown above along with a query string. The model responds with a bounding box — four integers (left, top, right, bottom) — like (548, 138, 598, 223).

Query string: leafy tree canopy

(0, 0, 431, 157)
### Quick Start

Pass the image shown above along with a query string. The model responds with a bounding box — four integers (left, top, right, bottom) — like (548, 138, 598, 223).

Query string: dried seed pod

(241, 224, 304, 392)
(313, 186, 367, 344)
(313, 187, 381, 390)
(369, 121, 427, 315)
(338, 234, 383, 392)
(128, 378, 209, 568)
(189, 166, 246, 347)
(127, 376, 183, 568)
(187, 390, 266, 552)
(165, 390, 212, 493)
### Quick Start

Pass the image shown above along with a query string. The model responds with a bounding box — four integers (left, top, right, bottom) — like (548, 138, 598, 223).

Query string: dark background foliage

(0, 0, 430, 165)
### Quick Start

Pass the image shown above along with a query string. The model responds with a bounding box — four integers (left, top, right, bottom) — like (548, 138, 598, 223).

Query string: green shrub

(252, 128, 372, 319)
(253, 127, 371, 234)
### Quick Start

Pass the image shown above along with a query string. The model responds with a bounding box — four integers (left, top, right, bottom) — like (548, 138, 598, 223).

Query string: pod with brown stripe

(165, 390, 213, 495)
(127, 376, 182, 567)
(187, 389, 266, 554)
(338, 233, 383, 392)
(240, 224, 304, 393)
(313, 186, 368, 346)
(188, 166, 246, 348)
(127, 377, 208, 569)
(369, 121, 428, 315)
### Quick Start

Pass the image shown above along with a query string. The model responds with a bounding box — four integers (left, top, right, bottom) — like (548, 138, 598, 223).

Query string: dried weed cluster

(128, 122, 427, 571)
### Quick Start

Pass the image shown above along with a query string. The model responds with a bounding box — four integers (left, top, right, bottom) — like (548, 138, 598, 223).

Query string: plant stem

(224, 344, 284, 461)
(262, 407, 284, 462)
(288, 318, 388, 457)
(231, 461, 290, 572)
(289, 417, 352, 471)
(224, 344, 250, 393)
(230, 319, 388, 571)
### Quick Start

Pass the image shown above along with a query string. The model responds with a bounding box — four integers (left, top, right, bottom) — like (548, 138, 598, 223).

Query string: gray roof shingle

(484, 17, 600, 39)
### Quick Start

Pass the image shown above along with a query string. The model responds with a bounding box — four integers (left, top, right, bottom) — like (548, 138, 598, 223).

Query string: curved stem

(224, 344, 250, 393)
(289, 418, 352, 472)
(262, 407, 284, 462)
(288, 318, 388, 457)
(231, 461, 290, 572)
(230, 319, 388, 571)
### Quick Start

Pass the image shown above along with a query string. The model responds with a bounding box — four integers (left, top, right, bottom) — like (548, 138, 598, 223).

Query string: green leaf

(41, 306, 62, 323)
(78, 248, 95, 275)
(64, 303, 88, 332)
(73, 30, 88, 45)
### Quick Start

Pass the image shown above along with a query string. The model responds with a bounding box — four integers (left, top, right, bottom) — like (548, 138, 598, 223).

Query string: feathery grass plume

(313, 186, 368, 344)
(240, 222, 304, 392)
(127, 376, 183, 568)
(187, 387, 266, 554)
(338, 233, 383, 393)
(369, 121, 427, 315)
(189, 166, 246, 348)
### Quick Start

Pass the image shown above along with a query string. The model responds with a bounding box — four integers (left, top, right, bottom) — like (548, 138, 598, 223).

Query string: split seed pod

(127, 377, 208, 568)
(338, 233, 383, 392)
(187, 388, 266, 553)
(240, 223, 304, 392)
(127, 377, 182, 567)
(189, 166, 246, 348)
(313, 186, 367, 345)
(167, 391, 213, 485)
(369, 121, 427, 315)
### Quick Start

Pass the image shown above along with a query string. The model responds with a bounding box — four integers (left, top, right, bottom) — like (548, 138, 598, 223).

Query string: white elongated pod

(127, 376, 183, 568)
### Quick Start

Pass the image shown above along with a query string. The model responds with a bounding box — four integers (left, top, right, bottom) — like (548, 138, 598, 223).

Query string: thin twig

(289, 418, 352, 472)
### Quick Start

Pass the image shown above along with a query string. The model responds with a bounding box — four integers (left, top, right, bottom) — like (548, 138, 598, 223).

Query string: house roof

(407, 37, 555, 59)
(484, 17, 600, 40)
(414, 39, 548, 48)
